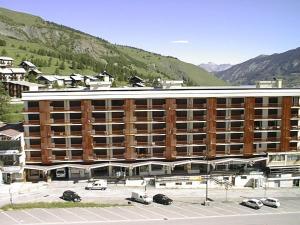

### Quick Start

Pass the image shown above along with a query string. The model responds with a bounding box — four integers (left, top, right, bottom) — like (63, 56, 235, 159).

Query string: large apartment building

(22, 85, 300, 186)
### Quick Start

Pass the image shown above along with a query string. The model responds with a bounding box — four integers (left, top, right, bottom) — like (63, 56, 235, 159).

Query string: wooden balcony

(152, 129, 166, 134)
(135, 105, 164, 110)
(254, 126, 281, 131)
(112, 154, 124, 159)
(29, 144, 41, 149)
(51, 106, 66, 112)
(254, 103, 281, 108)
(216, 115, 244, 120)
(254, 137, 280, 142)
(52, 131, 66, 136)
(94, 154, 109, 160)
(216, 139, 243, 144)
(24, 120, 40, 125)
(152, 152, 164, 157)
(26, 156, 42, 162)
(216, 103, 244, 108)
(53, 144, 67, 149)
(93, 143, 108, 148)
(72, 156, 83, 160)
(25, 132, 40, 137)
(69, 119, 82, 124)
(70, 131, 82, 136)
(254, 114, 281, 119)
(69, 106, 82, 111)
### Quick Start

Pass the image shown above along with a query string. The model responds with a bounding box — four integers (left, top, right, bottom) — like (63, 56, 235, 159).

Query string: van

(85, 179, 107, 190)
(131, 192, 152, 204)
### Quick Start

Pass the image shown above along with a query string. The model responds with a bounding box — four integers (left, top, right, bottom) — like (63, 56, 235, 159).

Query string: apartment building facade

(22, 87, 300, 186)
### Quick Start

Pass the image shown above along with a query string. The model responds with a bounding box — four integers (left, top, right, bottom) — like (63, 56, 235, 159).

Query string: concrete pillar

(129, 168, 133, 176)
(108, 165, 113, 177)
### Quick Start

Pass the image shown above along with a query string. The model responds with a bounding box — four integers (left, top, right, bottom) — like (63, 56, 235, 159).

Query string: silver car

(260, 197, 280, 208)
(241, 199, 263, 209)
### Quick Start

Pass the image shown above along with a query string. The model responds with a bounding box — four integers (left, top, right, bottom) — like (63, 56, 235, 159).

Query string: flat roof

(21, 86, 300, 101)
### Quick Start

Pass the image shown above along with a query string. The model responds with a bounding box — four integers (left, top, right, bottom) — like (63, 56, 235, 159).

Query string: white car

(241, 199, 263, 209)
(260, 197, 280, 208)
(85, 180, 107, 190)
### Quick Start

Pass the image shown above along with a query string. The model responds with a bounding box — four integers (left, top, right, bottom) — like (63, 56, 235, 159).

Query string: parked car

(62, 190, 81, 202)
(260, 197, 280, 208)
(85, 180, 107, 190)
(131, 192, 152, 204)
(241, 199, 263, 209)
(153, 194, 173, 205)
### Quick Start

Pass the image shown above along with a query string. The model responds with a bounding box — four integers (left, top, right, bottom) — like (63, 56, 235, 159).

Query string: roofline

(22, 87, 300, 101)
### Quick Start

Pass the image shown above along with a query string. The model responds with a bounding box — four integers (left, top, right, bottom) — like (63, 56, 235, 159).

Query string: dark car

(153, 194, 173, 205)
(61, 190, 81, 202)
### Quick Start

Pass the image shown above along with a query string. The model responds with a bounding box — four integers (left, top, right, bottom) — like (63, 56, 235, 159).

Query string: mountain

(216, 48, 300, 86)
(0, 7, 226, 86)
(199, 62, 232, 72)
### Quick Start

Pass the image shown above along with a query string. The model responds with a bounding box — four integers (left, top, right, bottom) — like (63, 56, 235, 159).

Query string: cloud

(171, 40, 189, 44)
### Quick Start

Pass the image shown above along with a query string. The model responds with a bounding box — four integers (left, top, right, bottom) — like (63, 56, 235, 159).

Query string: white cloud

(171, 40, 189, 44)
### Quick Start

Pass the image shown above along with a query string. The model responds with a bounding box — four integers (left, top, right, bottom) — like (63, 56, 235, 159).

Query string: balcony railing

(70, 131, 82, 136)
(215, 127, 244, 132)
(254, 137, 280, 142)
(112, 154, 124, 159)
(216, 115, 244, 120)
(254, 103, 281, 108)
(254, 114, 281, 119)
(69, 119, 82, 124)
(51, 106, 66, 111)
(25, 132, 40, 137)
(135, 105, 164, 110)
(93, 143, 108, 147)
(216, 139, 243, 144)
(254, 126, 281, 130)
(29, 144, 40, 149)
(52, 131, 66, 136)
(94, 154, 109, 160)
(24, 120, 40, 125)
(26, 156, 42, 162)
(72, 156, 83, 160)
(216, 103, 244, 108)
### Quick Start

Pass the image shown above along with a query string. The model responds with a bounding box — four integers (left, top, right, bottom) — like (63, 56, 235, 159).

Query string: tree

(1, 49, 7, 55)
(59, 61, 65, 70)
(0, 83, 10, 121)
(0, 39, 6, 46)
(54, 68, 60, 74)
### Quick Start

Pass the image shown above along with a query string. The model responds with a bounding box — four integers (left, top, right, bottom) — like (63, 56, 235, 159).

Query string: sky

(1, 0, 300, 65)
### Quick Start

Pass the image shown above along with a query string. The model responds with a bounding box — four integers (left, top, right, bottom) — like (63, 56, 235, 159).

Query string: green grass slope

(0, 7, 226, 86)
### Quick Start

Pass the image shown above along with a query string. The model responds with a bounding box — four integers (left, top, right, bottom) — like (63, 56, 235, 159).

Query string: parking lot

(0, 198, 300, 225)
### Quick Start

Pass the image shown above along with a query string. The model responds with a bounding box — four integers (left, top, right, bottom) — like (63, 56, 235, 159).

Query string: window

(175, 182, 182, 185)
(159, 183, 166, 186)
(287, 154, 300, 161)
(186, 182, 192, 185)
(241, 176, 247, 179)
(269, 155, 285, 162)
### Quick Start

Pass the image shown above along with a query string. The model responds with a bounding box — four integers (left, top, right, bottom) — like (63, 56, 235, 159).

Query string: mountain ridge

(0, 7, 226, 86)
(216, 47, 300, 86)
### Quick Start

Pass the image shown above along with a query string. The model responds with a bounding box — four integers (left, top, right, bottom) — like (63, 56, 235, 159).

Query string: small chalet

(19, 61, 37, 71)
(129, 75, 145, 87)
(36, 75, 59, 87)
(96, 71, 114, 82)
(0, 56, 14, 68)
(0, 68, 26, 81)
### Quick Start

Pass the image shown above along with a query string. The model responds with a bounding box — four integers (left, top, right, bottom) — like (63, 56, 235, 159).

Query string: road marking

(62, 208, 87, 221)
(23, 210, 44, 223)
(134, 205, 167, 218)
(101, 207, 129, 220)
(15, 211, 300, 225)
(171, 204, 205, 217)
(177, 204, 206, 216)
(1, 211, 21, 224)
(153, 204, 188, 218)
(116, 206, 150, 219)
(211, 204, 238, 215)
(41, 209, 67, 222)
(188, 203, 224, 216)
(80, 208, 109, 221)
